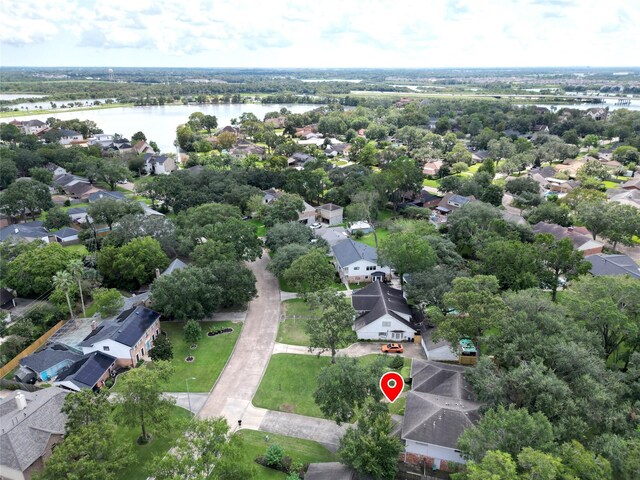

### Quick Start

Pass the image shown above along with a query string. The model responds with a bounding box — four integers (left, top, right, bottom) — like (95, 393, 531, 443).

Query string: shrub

(353, 230, 364, 239)
(389, 355, 404, 370)
(104, 377, 114, 388)
(265, 444, 285, 468)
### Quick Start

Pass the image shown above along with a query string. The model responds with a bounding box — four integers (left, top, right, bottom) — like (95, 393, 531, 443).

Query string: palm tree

(53, 271, 75, 320)
(68, 259, 86, 318)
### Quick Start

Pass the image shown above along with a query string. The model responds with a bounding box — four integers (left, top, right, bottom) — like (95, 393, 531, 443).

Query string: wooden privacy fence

(0, 320, 66, 379)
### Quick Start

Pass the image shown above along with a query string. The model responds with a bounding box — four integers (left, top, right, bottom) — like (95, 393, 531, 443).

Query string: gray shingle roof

(162, 258, 188, 276)
(19, 343, 83, 374)
(54, 351, 116, 390)
(352, 282, 413, 331)
(0, 222, 49, 242)
(87, 191, 126, 202)
(332, 239, 377, 267)
(79, 306, 160, 348)
(58, 128, 81, 137)
(53, 227, 79, 239)
(585, 254, 640, 279)
(67, 207, 88, 215)
(0, 387, 69, 472)
(410, 360, 476, 400)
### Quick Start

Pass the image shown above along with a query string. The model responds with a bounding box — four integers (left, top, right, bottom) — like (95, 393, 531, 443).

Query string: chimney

(91, 320, 97, 331)
(15, 392, 27, 411)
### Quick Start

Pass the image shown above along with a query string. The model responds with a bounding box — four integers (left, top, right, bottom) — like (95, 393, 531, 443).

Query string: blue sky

(0, 0, 638, 68)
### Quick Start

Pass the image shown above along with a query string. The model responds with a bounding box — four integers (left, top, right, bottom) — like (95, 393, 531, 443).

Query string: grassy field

(248, 218, 267, 237)
(358, 228, 389, 248)
(423, 178, 441, 188)
(253, 354, 411, 419)
(63, 244, 88, 255)
(114, 405, 191, 480)
(236, 429, 337, 479)
(277, 299, 321, 345)
(160, 320, 241, 392)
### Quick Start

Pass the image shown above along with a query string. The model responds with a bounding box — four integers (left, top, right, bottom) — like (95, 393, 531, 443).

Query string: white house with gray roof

(0, 221, 50, 244)
(402, 360, 481, 470)
(331, 239, 390, 284)
(0, 387, 69, 480)
(351, 282, 416, 341)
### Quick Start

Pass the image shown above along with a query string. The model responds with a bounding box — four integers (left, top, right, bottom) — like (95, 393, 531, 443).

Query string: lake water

(8, 103, 318, 153)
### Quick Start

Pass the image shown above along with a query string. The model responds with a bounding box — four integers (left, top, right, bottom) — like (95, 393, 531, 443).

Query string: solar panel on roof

(73, 354, 114, 387)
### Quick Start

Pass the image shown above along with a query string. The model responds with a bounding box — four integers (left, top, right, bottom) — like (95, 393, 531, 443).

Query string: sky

(0, 0, 638, 69)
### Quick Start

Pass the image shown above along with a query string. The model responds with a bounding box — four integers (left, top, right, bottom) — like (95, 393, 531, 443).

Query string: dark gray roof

(144, 154, 171, 164)
(0, 288, 15, 305)
(64, 182, 95, 197)
(402, 391, 481, 448)
(53, 227, 79, 239)
(55, 351, 116, 390)
(0, 387, 69, 472)
(352, 282, 413, 331)
(53, 173, 86, 187)
(449, 194, 472, 206)
(319, 203, 343, 212)
(79, 306, 160, 348)
(0, 222, 49, 242)
(19, 343, 83, 374)
(305, 462, 355, 480)
(162, 258, 188, 276)
(332, 239, 377, 267)
(87, 190, 126, 202)
(410, 360, 476, 401)
(58, 128, 81, 137)
(585, 254, 640, 279)
(67, 207, 88, 215)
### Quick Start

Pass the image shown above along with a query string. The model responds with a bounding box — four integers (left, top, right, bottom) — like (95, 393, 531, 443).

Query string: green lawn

(358, 228, 389, 248)
(279, 278, 347, 293)
(161, 320, 242, 392)
(248, 219, 266, 237)
(277, 299, 320, 346)
(601, 180, 619, 189)
(114, 405, 191, 480)
(253, 354, 411, 419)
(63, 244, 88, 255)
(423, 178, 441, 188)
(236, 429, 337, 479)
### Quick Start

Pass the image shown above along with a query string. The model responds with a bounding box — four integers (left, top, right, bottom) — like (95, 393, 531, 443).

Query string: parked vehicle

(381, 343, 404, 353)
(310, 222, 322, 229)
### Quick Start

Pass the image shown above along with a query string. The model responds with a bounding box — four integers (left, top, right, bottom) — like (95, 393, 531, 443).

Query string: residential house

(546, 177, 576, 193)
(607, 188, 640, 209)
(622, 177, 640, 191)
(325, 143, 350, 158)
(331, 239, 390, 284)
(469, 149, 490, 164)
(57, 128, 83, 146)
(351, 281, 416, 340)
(528, 166, 557, 178)
(64, 181, 100, 200)
(78, 306, 161, 366)
(584, 254, 640, 279)
(143, 153, 177, 175)
(533, 125, 550, 134)
(229, 142, 266, 159)
(585, 107, 609, 121)
(264, 116, 286, 128)
(395, 97, 412, 108)
(16, 119, 48, 135)
(105, 139, 133, 153)
(52, 173, 87, 189)
(160, 258, 188, 276)
(294, 125, 317, 138)
(52, 227, 79, 245)
(533, 222, 604, 255)
(53, 351, 117, 392)
(88, 133, 115, 147)
(43, 163, 66, 177)
(288, 152, 315, 168)
(434, 193, 475, 216)
(0, 388, 69, 480)
(261, 188, 315, 225)
(0, 288, 16, 310)
(67, 207, 90, 224)
(316, 203, 344, 226)
(400, 190, 441, 210)
(402, 360, 481, 470)
(87, 190, 126, 203)
(133, 140, 154, 154)
(221, 125, 241, 135)
(19, 343, 84, 382)
(139, 201, 164, 217)
(0, 222, 50, 243)
(314, 226, 349, 247)
(422, 160, 444, 177)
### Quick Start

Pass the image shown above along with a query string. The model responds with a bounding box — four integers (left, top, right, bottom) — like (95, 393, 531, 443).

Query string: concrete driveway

(272, 341, 426, 361)
(198, 252, 280, 424)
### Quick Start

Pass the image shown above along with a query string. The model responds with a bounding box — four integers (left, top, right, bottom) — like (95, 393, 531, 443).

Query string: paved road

(272, 341, 426, 361)
(198, 253, 280, 424)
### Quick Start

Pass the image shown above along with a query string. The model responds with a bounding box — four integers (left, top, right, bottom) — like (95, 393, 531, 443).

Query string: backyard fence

(0, 320, 66, 379)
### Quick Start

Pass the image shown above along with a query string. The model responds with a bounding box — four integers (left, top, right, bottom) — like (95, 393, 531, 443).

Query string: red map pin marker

(380, 372, 404, 403)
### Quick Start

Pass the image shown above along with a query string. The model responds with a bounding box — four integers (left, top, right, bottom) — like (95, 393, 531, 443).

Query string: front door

(393, 332, 402, 340)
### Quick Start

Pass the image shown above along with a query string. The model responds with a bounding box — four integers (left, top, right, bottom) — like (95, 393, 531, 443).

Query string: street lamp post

(185, 377, 196, 414)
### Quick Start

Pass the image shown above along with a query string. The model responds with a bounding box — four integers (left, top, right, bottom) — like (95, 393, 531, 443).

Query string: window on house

(382, 321, 391, 327)
(366, 266, 376, 271)
(379, 332, 387, 338)
(103, 346, 110, 351)
(353, 266, 360, 271)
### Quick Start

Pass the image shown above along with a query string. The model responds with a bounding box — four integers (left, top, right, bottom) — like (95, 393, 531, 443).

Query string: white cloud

(1, 0, 638, 67)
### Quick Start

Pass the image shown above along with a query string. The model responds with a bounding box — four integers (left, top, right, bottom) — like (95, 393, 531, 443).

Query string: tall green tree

(305, 290, 357, 363)
(67, 258, 87, 317)
(151, 417, 253, 480)
(314, 356, 386, 423)
(534, 234, 590, 301)
(284, 249, 336, 293)
(87, 198, 143, 230)
(264, 193, 305, 227)
(91, 288, 124, 317)
(184, 319, 203, 346)
(151, 267, 221, 320)
(43, 206, 71, 230)
(378, 231, 436, 291)
(53, 270, 75, 319)
(435, 275, 506, 356)
(338, 399, 402, 480)
(117, 361, 175, 443)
